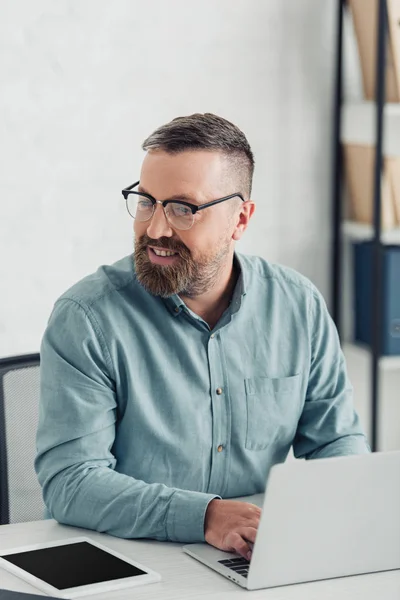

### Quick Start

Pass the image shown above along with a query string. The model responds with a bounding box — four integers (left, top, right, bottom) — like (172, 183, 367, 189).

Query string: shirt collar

(164, 293, 185, 316)
(229, 252, 247, 315)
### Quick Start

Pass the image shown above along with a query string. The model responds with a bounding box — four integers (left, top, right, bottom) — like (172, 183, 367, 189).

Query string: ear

(232, 201, 256, 241)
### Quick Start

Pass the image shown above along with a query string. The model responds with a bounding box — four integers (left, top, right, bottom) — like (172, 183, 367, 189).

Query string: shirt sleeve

(292, 288, 371, 459)
(35, 298, 218, 542)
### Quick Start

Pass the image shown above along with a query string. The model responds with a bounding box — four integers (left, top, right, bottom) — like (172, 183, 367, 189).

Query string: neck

(180, 253, 238, 329)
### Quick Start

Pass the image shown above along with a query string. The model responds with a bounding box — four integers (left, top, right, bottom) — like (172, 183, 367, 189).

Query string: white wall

(0, 0, 336, 357)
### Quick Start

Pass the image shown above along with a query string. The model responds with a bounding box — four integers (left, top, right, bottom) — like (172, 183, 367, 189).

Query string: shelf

(342, 221, 400, 244)
(341, 101, 400, 155)
(343, 343, 400, 371)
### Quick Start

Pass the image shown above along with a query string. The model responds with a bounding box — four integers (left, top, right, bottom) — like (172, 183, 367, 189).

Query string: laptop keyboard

(218, 557, 250, 578)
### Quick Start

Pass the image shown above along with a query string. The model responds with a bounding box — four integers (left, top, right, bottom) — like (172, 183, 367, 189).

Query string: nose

(146, 203, 173, 239)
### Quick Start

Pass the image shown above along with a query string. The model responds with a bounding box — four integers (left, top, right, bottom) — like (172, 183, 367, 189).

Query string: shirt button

(216, 387, 223, 395)
(210, 333, 215, 339)
(174, 307, 180, 313)
(217, 445, 224, 452)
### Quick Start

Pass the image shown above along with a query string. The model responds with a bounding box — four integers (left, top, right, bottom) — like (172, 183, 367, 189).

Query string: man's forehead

(138, 182, 201, 204)
(140, 150, 233, 200)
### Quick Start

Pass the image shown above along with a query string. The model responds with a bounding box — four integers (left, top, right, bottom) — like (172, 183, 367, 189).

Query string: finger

(225, 532, 252, 561)
(248, 503, 262, 517)
(237, 526, 258, 545)
(247, 507, 261, 521)
(240, 509, 261, 528)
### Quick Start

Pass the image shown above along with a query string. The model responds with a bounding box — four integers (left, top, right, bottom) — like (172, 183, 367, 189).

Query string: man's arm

(293, 288, 371, 459)
(35, 298, 217, 542)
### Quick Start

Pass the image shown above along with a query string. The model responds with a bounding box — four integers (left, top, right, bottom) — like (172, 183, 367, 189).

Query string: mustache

(137, 235, 190, 256)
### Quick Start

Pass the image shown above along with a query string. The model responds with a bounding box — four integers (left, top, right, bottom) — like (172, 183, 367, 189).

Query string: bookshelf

(332, 0, 400, 451)
(342, 220, 400, 244)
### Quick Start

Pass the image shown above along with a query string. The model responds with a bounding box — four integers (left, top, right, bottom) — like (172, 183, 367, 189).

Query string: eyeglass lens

(126, 195, 194, 230)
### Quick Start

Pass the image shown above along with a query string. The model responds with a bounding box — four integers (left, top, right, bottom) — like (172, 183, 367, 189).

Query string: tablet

(0, 537, 161, 598)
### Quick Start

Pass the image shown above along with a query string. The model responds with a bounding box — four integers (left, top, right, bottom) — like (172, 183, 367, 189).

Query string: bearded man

(35, 113, 369, 562)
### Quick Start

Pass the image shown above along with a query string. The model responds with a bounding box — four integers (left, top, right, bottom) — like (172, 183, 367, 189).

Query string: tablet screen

(2, 541, 146, 590)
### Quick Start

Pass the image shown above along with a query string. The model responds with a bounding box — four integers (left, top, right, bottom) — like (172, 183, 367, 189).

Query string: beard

(134, 233, 231, 298)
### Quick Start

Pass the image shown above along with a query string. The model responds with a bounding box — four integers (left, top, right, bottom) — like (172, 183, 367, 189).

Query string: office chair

(0, 353, 45, 524)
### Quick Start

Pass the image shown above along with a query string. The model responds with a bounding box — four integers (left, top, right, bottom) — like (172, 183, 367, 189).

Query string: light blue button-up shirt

(35, 252, 369, 542)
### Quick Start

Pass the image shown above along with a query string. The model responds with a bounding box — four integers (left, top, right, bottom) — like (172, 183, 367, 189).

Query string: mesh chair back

(0, 354, 45, 524)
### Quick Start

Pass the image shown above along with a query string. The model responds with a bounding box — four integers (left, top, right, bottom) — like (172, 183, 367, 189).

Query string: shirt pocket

(244, 374, 302, 451)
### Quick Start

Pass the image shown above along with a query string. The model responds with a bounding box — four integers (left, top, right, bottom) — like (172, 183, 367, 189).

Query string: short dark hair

(142, 113, 255, 197)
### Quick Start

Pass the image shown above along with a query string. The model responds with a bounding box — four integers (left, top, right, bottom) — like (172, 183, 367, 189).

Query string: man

(35, 113, 369, 562)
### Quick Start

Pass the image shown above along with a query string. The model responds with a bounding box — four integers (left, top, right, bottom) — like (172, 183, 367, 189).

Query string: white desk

(0, 520, 399, 600)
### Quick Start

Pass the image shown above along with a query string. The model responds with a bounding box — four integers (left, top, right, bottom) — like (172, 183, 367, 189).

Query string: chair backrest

(0, 353, 45, 524)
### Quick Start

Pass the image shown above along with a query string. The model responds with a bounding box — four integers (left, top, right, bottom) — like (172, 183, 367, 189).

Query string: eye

(171, 203, 192, 217)
(137, 198, 153, 210)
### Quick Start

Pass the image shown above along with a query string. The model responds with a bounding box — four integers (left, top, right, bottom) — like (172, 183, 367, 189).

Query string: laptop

(183, 451, 400, 590)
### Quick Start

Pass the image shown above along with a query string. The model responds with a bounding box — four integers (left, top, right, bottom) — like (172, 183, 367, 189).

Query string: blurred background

(0, 0, 399, 453)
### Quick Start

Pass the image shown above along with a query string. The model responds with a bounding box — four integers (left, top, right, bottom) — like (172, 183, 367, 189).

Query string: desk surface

(0, 520, 399, 600)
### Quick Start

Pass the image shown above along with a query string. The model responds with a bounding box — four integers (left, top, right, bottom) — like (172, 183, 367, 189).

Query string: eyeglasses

(121, 181, 245, 231)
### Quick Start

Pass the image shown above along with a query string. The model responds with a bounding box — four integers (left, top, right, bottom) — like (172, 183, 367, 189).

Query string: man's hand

(204, 499, 261, 560)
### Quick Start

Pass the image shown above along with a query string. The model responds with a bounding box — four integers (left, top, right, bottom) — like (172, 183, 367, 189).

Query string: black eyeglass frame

(121, 181, 245, 220)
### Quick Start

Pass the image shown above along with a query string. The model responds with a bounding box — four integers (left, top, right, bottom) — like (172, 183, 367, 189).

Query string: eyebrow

(138, 185, 200, 204)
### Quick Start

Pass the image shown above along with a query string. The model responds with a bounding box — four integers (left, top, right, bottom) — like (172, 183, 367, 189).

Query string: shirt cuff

(166, 489, 221, 543)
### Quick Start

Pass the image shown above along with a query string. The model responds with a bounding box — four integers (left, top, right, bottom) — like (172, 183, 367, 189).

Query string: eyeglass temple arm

(122, 181, 140, 197)
(196, 193, 245, 212)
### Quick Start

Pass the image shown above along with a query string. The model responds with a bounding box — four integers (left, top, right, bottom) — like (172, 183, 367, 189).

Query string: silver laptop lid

(247, 451, 400, 590)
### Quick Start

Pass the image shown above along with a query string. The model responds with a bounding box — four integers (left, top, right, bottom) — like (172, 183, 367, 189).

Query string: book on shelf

(343, 143, 400, 230)
(349, 0, 400, 103)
